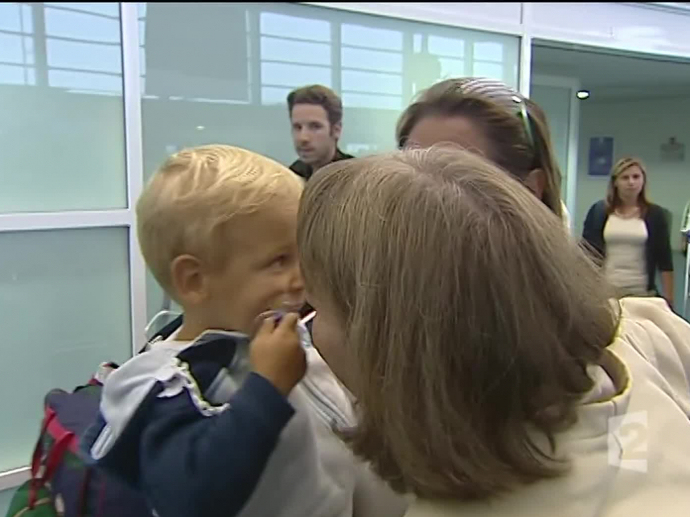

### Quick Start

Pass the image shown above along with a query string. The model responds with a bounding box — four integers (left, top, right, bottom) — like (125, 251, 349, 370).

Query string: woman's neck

(615, 200, 640, 217)
(619, 199, 638, 208)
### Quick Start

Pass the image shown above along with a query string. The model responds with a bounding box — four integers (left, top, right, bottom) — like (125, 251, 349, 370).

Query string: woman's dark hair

(396, 78, 563, 218)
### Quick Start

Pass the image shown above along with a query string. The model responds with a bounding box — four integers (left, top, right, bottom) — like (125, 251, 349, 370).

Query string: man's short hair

(287, 85, 343, 127)
(137, 145, 303, 294)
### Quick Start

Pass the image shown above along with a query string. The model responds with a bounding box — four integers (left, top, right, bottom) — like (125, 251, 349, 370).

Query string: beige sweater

(407, 297, 690, 517)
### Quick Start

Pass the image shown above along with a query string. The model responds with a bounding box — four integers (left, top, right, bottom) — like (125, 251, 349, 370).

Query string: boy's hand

(250, 312, 306, 397)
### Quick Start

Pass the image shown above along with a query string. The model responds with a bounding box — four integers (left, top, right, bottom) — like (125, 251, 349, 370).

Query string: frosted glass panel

(44, 6, 121, 43)
(0, 3, 126, 213)
(473, 61, 504, 80)
(0, 3, 22, 31)
(261, 37, 331, 66)
(0, 227, 132, 472)
(138, 1, 519, 320)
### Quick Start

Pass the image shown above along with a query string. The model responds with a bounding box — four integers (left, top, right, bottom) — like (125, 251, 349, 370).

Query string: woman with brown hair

(583, 157, 674, 307)
(396, 77, 569, 227)
(297, 146, 690, 517)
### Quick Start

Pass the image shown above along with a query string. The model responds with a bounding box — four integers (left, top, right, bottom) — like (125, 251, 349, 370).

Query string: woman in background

(583, 157, 674, 307)
(396, 77, 570, 229)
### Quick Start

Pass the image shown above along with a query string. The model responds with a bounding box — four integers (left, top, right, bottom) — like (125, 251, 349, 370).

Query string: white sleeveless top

(604, 214, 649, 296)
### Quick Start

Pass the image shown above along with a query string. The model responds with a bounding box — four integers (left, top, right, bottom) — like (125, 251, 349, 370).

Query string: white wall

(531, 84, 572, 197)
(530, 75, 581, 220)
(575, 96, 690, 245)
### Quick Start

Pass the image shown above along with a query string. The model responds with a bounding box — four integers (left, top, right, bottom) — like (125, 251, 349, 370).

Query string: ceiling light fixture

(576, 90, 590, 100)
(196, 125, 205, 130)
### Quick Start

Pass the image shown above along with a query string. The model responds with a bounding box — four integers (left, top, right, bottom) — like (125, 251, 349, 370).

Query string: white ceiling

(531, 45, 690, 101)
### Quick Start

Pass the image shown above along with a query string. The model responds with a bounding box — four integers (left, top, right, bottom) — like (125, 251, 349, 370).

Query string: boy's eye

(270, 255, 289, 268)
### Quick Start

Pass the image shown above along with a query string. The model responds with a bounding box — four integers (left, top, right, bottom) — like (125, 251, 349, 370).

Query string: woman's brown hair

(396, 78, 563, 218)
(606, 157, 650, 216)
(298, 146, 617, 500)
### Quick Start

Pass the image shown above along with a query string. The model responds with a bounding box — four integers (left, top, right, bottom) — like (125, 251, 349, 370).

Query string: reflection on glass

(48, 68, 122, 92)
(261, 36, 331, 66)
(1, 34, 24, 67)
(0, 2, 126, 213)
(473, 61, 504, 80)
(474, 41, 504, 62)
(413, 33, 422, 53)
(46, 39, 122, 75)
(44, 2, 120, 17)
(341, 47, 403, 73)
(262, 61, 331, 88)
(342, 70, 402, 95)
(261, 85, 293, 105)
(342, 92, 402, 110)
(260, 12, 331, 42)
(342, 24, 403, 51)
(44, 6, 121, 43)
(0, 63, 30, 85)
(438, 57, 465, 78)
(428, 35, 465, 57)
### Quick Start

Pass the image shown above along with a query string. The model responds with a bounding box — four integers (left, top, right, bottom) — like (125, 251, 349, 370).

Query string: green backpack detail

(6, 484, 59, 517)
(5, 407, 72, 517)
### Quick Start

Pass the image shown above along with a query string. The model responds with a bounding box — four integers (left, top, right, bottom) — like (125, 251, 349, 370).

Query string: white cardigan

(406, 297, 690, 517)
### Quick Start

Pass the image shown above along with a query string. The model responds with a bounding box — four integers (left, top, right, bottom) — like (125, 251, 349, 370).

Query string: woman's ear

(170, 254, 208, 306)
(525, 168, 547, 200)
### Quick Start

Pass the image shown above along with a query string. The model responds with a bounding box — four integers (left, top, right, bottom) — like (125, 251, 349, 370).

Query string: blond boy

(82, 145, 405, 517)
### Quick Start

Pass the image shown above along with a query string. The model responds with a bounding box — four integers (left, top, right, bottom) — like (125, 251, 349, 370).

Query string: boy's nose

(289, 264, 305, 293)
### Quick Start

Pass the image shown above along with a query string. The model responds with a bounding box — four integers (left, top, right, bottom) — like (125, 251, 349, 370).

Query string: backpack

(7, 313, 190, 517)
(6, 363, 153, 517)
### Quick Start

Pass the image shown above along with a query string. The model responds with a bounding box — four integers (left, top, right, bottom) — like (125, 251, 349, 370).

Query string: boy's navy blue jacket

(81, 330, 295, 517)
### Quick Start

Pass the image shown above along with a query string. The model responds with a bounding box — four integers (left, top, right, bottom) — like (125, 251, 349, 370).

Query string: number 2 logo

(608, 411, 648, 472)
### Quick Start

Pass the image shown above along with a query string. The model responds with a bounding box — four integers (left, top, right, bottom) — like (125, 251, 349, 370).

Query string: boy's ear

(170, 254, 208, 306)
(525, 168, 546, 200)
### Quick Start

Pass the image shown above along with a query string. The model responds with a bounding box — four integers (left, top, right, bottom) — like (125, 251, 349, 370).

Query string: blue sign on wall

(588, 136, 614, 177)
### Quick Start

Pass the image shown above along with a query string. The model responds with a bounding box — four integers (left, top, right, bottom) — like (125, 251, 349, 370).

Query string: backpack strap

(154, 314, 183, 341)
(140, 314, 184, 353)
(29, 408, 75, 508)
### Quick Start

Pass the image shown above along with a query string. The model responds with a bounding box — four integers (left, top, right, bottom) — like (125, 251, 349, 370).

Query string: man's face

(290, 104, 341, 167)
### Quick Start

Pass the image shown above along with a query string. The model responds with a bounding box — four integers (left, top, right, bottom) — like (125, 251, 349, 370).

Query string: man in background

(287, 85, 353, 180)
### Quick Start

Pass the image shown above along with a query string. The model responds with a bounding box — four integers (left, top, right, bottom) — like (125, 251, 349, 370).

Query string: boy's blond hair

(298, 146, 617, 500)
(137, 145, 303, 293)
